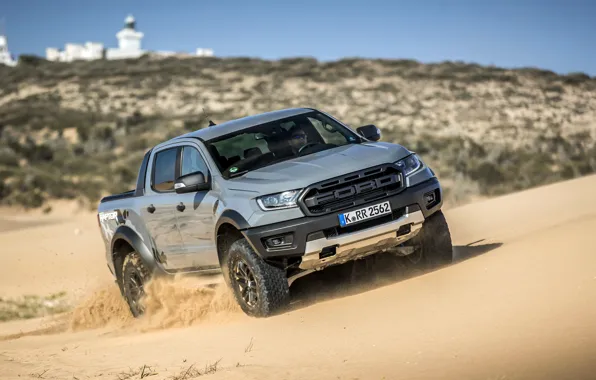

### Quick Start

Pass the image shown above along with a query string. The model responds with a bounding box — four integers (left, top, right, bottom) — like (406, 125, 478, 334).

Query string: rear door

(140, 145, 186, 270)
(172, 143, 219, 270)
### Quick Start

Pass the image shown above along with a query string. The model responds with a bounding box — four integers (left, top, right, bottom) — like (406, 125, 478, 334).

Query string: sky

(1, 0, 595, 75)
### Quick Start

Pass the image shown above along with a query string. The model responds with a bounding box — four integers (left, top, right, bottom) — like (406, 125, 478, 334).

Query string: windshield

(203, 111, 362, 178)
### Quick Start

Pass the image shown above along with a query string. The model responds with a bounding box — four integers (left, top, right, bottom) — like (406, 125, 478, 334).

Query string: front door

(142, 146, 185, 270)
(173, 144, 219, 270)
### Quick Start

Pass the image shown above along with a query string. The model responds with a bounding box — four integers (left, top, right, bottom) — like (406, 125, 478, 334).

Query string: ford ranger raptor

(97, 107, 453, 317)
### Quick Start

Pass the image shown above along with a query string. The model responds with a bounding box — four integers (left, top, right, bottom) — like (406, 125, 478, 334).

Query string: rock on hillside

(0, 55, 595, 209)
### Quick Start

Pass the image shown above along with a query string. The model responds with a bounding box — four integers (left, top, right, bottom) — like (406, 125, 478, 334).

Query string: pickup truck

(97, 107, 453, 317)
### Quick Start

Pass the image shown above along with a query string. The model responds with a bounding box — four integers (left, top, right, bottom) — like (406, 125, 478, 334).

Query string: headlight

(395, 154, 422, 176)
(257, 189, 302, 211)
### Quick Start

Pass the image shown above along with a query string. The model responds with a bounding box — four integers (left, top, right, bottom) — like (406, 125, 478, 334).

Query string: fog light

(424, 192, 435, 204)
(265, 234, 294, 249)
(423, 189, 440, 209)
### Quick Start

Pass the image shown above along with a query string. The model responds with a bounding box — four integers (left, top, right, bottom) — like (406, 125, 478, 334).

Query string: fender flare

(215, 209, 251, 235)
(212, 209, 252, 268)
(110, 225, 159, 276)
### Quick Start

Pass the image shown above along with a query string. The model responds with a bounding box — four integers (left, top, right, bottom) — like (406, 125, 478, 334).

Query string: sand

(0, 175, 595, 379)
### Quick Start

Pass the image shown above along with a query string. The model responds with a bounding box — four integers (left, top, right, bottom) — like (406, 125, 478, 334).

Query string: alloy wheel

(125, 270, 146, 314)
(233, 259, 259, 308)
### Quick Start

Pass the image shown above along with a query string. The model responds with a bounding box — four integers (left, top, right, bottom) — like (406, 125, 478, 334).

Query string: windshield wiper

(228, 169, 249, 179)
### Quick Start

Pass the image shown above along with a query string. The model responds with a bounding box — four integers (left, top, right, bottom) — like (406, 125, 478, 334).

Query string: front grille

(298, 164, 405, 216)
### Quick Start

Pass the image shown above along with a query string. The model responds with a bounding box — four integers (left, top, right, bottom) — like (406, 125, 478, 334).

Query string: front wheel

(406, 210, 453, 270)
(226, 238, 290, 317)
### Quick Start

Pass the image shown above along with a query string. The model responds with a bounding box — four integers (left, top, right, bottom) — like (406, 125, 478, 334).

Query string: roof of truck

(172, 107, 315, 142)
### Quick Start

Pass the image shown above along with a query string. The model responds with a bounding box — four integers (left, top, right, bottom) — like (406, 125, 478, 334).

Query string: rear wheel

(406, 210, 453, 270)
(226, 238, 290, 317)
(121, 251, 150, 317)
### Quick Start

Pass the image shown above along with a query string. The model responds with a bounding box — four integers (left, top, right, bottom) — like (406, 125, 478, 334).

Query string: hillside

(1, 55, 595, 210)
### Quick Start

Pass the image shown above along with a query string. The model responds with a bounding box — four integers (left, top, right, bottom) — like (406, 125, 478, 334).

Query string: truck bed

(100, 189, 136, 203)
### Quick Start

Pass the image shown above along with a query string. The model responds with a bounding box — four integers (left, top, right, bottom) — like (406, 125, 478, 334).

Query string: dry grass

(116, 364, 158, 379)
(244, 337, 254, 353)
(169, 359, 222, 380)
(107, 359, 222, 380)
(29, 369, 49, 378)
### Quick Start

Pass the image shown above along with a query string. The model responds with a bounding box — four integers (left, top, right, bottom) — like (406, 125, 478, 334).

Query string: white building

(196, 48, 214, 57)
(106, 15, 144, 60)
(45, 14, 214, 63)
(0, 35, 17, 67)
(45, 47, 62, 61)
(46, 41, 104, 62)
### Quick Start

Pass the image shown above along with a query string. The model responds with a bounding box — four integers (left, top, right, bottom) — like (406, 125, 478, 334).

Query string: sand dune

(1, 175, 595, 379)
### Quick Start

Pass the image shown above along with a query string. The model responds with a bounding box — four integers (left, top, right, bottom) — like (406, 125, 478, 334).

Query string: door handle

(147, 204, 156, 213)
(176, 202, 186, 212)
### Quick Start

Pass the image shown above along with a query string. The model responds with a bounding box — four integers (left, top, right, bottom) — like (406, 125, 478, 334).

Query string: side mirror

(174, 171, 210, 193)
(356, 124, 381, 141)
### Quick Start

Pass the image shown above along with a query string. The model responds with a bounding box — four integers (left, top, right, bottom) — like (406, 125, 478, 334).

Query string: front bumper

(299, 208, 424, 270)
(243, 177, 443, 261)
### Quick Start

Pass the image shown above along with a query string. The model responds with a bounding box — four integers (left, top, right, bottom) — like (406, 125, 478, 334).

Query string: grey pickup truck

(97, 108, 453, 317)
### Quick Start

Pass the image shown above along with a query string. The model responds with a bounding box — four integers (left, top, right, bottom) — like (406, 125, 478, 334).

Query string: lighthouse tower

(0, 35, 17, 67)
(106, 15, 144, 60)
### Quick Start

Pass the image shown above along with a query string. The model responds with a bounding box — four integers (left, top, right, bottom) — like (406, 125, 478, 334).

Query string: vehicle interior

(205, 114, 357, 176)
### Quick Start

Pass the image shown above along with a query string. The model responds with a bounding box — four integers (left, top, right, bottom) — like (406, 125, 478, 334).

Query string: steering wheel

(298, 142, 319, 154)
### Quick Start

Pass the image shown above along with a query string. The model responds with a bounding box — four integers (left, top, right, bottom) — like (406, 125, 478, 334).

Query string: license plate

(338, 201, 391, 227)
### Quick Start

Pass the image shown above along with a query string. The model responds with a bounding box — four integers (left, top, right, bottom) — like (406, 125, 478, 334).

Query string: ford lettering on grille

(298, 164, 406, 216)
(304, 173, 399, 208)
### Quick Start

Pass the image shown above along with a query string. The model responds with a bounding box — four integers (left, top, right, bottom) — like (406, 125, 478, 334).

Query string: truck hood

(224, 142, 412, 194)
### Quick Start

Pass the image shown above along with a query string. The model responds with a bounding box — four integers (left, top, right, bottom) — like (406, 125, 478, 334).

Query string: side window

(181, 146, 209, 177)
(308, 117, 347, 145)
(152, 147, 178, 192)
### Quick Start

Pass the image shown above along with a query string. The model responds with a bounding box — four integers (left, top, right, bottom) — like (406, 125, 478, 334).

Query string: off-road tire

(121, 251, 151, 318)
(226, 238, 290, 317)
(407, 210, 453, 270)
